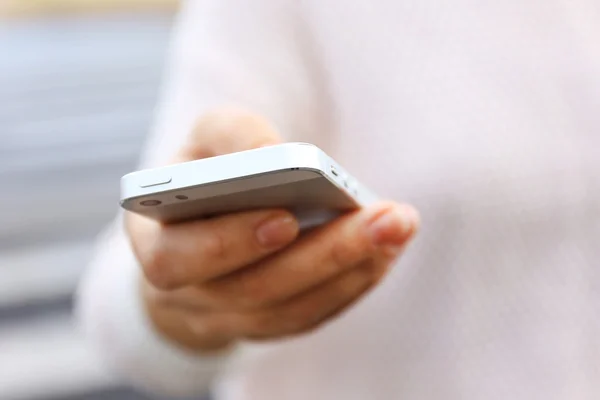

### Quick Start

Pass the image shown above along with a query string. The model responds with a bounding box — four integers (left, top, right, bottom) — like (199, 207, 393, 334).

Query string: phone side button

(138, 176, 172, 188)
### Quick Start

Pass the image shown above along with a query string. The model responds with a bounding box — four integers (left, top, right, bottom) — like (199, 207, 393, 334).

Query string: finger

(199, 202, 419, 310)
(145, 300, 236, 352)
(145, 264, 380, 349)
(175, 109, 282, 162)
(127, 208, 299, 290)
(233, 262, 382, 340)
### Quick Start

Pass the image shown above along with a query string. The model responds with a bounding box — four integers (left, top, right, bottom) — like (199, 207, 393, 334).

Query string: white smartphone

(120, 143, 378, 229)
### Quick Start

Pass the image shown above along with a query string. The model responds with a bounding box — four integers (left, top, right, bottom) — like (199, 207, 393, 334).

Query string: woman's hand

(126, 110, 420, 353)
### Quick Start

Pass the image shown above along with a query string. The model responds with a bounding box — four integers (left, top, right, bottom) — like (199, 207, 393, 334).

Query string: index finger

(127, 208, 299, 290)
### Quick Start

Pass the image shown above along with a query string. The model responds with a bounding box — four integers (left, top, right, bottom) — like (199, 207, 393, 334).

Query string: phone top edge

(120, 142, 329, 202)
(120, 143, 321, 180)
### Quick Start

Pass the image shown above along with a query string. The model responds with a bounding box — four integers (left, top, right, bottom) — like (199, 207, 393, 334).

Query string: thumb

(174, 108, 282, 163)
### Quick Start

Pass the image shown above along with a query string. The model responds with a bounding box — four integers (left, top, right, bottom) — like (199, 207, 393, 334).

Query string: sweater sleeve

(75, 0, 328, 396)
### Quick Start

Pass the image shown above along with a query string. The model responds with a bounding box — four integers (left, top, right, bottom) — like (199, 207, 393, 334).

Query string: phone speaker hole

(175, 195, 188, 200)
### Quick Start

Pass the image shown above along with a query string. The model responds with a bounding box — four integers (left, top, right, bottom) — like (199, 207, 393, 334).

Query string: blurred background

(0, 1, 182, 399)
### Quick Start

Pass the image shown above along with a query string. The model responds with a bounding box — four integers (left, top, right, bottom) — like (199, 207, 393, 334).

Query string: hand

(126, 110, 420, 352)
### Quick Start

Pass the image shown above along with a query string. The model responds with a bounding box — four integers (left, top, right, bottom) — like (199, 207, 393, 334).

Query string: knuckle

(253, 309, 297, 335)
(194, 109, 279, 149)
(219, 110, 270, 132)
(284, 313, 312, 334)
(201, 231, 228, 262)
(330, 240, 359, 273)
(270, 309, 323, 338)
(203, 274, 273, 311)
(253, 312, 281, 332)
(142, 283, 178, 309)
(329, 218, 373, 272)
(224, 112, 264, 133)
(277, 308, 311, 334)
(236, 276, 275, 310)
(237, 115, 279, 146)
(244, 308, 324, 340)
(139, 239, 177, 290)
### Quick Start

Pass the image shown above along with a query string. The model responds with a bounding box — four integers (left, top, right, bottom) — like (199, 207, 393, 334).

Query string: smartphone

(120, 143, 378, 229)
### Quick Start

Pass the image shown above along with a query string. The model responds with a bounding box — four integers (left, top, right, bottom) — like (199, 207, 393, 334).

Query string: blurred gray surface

(0, 11, 185, 400)
(0, 12, 169, 250)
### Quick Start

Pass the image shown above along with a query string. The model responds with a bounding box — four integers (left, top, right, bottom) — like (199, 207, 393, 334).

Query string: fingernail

(256, 214, 298, 248)
(366, 206, 419, 247)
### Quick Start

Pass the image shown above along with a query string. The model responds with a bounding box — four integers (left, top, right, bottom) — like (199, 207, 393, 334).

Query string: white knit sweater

(77, 0, 600, 399)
